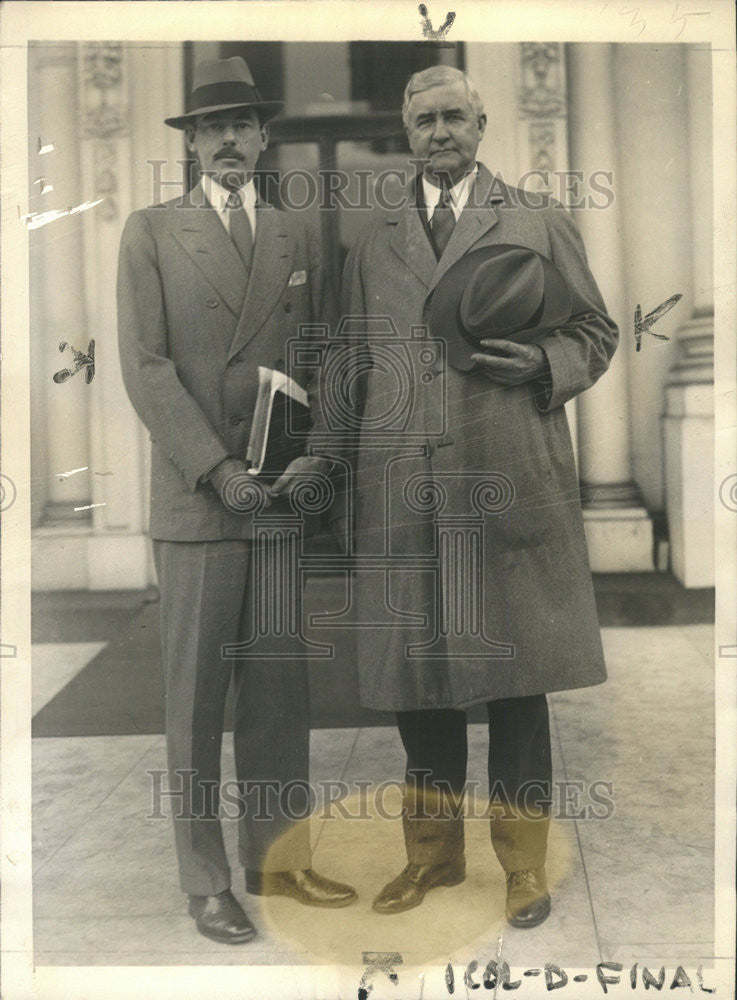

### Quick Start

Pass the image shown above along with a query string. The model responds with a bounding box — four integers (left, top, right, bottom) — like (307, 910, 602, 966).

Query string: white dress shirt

(422, 164, 479, 222)
(201, 174, 258, 236)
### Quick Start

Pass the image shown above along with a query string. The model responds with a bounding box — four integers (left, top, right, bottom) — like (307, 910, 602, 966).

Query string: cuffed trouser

(396, 695, 552, 873)
(154, 539, 312, 897)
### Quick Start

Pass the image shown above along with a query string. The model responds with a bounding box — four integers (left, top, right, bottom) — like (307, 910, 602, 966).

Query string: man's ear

(477, 113, 487, 139)
(260, 121, 270, 153)
(185, 126, 196, 154)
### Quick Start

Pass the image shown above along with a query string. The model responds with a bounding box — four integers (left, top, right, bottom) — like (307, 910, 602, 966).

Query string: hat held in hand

(165, 56, 284, 129)
(428, 244, 572, 372)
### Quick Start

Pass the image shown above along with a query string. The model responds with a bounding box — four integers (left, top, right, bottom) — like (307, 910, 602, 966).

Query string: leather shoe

(187, 889, 257, 944)
(505, 868, 551, 928)
(372, 858, 466, 914)
(245, 868, 357, 908)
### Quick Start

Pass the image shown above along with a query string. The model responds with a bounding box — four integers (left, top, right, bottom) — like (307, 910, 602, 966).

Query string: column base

(663, 317, 714, 589)
(33, 529, 154, 590)
(582, 505, 654, 573)
(663, 383, 714, 589)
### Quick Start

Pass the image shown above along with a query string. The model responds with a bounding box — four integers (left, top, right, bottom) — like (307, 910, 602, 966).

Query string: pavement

(30, 578, 718, 984)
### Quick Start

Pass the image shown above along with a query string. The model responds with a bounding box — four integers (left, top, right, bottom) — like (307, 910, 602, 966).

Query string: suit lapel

(388, 182, 438, 289)
(427, 165, 501, 293)
(170, 182, 247, 317)
(226, 202, 294, 361)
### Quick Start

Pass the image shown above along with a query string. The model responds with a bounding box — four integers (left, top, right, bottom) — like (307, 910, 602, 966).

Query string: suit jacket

(339, 164, 618, 710)
(117, 181, 336, 541)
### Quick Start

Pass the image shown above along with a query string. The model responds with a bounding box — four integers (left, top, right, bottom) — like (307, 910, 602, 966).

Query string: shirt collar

(422, 164, 479, 217)
(201, 173, 257, 215)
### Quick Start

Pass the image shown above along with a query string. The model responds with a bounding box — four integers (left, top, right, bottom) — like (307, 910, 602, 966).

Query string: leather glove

(269, 455, 334, 500)
(208, 458, 271, 514)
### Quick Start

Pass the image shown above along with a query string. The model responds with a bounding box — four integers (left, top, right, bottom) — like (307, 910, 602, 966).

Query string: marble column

(467, 42, 580, 460)
(29, 43, 91, 519)
(567, 43, 653, 571)
(662, 44, 714, 587)
(32, 42, 185, 589)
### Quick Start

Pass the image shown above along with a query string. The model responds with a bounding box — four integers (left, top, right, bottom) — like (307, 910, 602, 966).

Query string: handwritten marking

(53, 339, 95, 384)
(56, 466, 89, 481)
(33, 177, 54, 195)
(445, 960, 455, 994)
(73, 503, 107, 512)
(671, 4, 710, 40)
(634, 293, 682, 351)
(359, 951, 402, 999)
(620, 5, 647, 36)
(418, 4, 456, 40)
(21, 199, 104, 230)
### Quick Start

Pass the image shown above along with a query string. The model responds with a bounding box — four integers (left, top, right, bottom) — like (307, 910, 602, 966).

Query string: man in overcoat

(117, 56, 356, 945)
(339, 65, 618, 928)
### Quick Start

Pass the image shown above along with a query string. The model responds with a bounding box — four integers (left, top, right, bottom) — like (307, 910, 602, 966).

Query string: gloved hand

(208, 458, 271, 514)
(268, 455, 334, 500)
(470, 340, 549, 386)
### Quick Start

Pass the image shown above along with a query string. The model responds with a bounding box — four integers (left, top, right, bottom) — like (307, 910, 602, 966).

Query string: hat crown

(460, 249, 544, 336)
(164, 55, 284, 128)
(192, 56, 256, 91)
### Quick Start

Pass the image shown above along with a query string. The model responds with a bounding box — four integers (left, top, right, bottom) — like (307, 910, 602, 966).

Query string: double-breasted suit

(118, 181, 335, 895)
(341, 165, 618, 712)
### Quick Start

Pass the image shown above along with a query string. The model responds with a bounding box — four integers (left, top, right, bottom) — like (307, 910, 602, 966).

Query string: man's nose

(221, 124, 239, 143)
(431, 116, 450, 140)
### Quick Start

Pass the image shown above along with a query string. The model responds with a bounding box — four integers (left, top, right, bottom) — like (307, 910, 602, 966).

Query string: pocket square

(289, 269, 307, 287)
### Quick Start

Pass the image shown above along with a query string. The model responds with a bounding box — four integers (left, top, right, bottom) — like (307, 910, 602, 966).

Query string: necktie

(431, 185, 456, 257)
(226, 190, 253, 270)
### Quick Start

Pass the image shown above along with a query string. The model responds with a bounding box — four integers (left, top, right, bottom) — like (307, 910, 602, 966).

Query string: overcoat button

(229, 415, 245, 426)
(284, 302, 292, 313)
(206, 297, 219, 308)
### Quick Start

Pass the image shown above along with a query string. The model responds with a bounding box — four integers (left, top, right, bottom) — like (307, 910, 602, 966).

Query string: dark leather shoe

(187, 889, 257, 944)
(372, 858, 466, 914)
(245, 868, 357, 908)
(505, 868, 551, 928)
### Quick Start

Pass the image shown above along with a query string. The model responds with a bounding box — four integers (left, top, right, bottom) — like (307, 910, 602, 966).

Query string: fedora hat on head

(428, 244, 572, 372)
(165, 56, 284, 129)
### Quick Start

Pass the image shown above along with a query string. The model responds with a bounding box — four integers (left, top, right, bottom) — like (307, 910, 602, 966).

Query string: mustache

(214, 148, 246, 161)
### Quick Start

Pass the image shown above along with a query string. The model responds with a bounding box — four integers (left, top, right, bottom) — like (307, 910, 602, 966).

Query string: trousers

(396, 694, 552, 872)
(154, 539, 312, 896)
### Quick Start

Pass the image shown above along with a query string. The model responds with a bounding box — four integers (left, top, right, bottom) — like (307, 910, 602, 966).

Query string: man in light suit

(340, 66, 618, 928)
(117, 57, 356, 945)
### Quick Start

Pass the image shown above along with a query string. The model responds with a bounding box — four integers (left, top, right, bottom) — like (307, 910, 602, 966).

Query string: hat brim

(427, 244, 572, 373)
(165, 100, 285, 129)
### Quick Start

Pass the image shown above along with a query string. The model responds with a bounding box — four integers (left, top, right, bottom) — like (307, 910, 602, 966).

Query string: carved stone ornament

(519, 43, 566, 118)
(81, 42, 129, 138)
(83, 42, 123, 89)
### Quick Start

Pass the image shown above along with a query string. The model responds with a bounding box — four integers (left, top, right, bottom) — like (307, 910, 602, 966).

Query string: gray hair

(401, 66, 485, 128)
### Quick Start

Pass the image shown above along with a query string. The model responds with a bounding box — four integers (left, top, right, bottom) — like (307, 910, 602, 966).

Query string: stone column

(31, 42, 185, 589)
(29, 43, 91, 519)
(465, 43, 522, 184)
(85, 41, 186, 589)
(567, 43, 653, 571)
(663, 44, 714, 587)
(468, 42, 580, 460)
